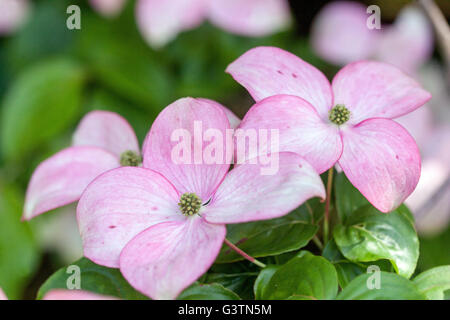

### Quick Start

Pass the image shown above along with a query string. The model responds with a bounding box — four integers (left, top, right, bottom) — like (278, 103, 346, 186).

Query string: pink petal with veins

(204, 152, 325, 224)
(142, 97, 231, 202)
(120, 217, 226, 300)
(23, 146, 119, 220)
(332, 61, 431, 124)
(338, 118, 421, 212)
(226, 46, 333, 119)
(77, 167, 182, 268)
(73, 110, 140, 157)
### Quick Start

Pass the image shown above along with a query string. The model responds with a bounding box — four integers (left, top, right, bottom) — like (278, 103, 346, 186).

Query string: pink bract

(77, 97, 325, 299)
(227, 46, 431, 212)
(136, 0, 291, 48)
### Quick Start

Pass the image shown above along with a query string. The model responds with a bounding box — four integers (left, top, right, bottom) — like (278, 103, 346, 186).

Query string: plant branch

(418, 0, 450, 84)
(224, 238, 267, 268)
(323, 168, 334, 245)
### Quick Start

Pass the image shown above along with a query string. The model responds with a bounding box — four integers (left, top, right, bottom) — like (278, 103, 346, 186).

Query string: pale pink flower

(77, 97, 325, 299)
(136, 0, 291, 48)
(89, 0, 127, 18)
(311, 2, 433, 74)
(0, 0, 30, 35)
(23, 111, 140, 220)
(227, 46, 431, 213)
(311, 1, 379, 66)
(24, 105, 238, 221)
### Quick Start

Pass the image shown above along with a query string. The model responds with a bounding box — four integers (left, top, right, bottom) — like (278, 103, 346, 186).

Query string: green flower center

(120, 150, 142, 167)
(329, 104, 351, 125)
(178, 193, 202, 216)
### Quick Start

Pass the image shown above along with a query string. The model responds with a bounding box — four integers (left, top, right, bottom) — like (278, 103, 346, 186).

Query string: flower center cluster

(120, 150, 142, 167)
(329, 104, 351, 125)
(178, 193, 202, 216)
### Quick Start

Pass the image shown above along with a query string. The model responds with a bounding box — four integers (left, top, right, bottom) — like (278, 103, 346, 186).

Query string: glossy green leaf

(322, 239, 394, 289)
(412, 266, 450, 300)
(216, 202, 320, 263)
(260, 252, 338, 300)
(333, 204, 419, 278)
(0, 183, 39, 299)
(334, 173, 369, 223)
(1, 58, 85, 160)
(178, 283, 240, 300)
(37, 258, 148, 300)
(337, 272, 426, 300)
(253, 266, 279, 300)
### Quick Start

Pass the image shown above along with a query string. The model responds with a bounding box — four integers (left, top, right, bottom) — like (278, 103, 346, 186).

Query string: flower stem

(312, 235, 324, 251)
(224, 238, 266, 268)
(323, 168, 334, 245)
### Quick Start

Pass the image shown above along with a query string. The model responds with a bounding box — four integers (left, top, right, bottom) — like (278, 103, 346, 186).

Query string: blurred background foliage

(0, 0, 448, 299)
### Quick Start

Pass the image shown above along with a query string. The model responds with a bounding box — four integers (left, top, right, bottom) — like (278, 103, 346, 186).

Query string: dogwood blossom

(136, 0, 291, 48)
(77, 97, 325, 299)
(23, 111, 140, 220)
(227, 46, 431, 212)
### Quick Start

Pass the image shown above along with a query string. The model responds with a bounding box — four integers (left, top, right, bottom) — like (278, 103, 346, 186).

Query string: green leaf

(0, 182, 39, 299)
(322, 239, 394, 289)
(337, 272, 426, 300)
(216, 202, 320, 263)
(178, 283, 240, 300)
(412, 266, 450, 300)
(253, 266, 279, 300)
(334, 173, 369, 223)
(260, 252, 338, 300)
(333, 204, 419, 278)
(1, 58, 85, 160)
(37, 258, 148, 300)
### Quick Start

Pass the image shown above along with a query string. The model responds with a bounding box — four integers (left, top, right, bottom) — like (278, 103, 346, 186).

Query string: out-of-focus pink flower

(0, 287, 117, 300)
(375, 6, 434, 74)
(23, 111, 140, 220)
(311, 2, 433, 74)
(395, 64, 450, 234)
(77, 97, 325, 299)
(0, 288, 7, 300)
(0, 0, 30, 35)
(227, 46, 431, 213)
(136, 0, 291, 48)
(89, 0, 127, 18)
(42, 289, 118, 300)
(311, 1, 379, 66)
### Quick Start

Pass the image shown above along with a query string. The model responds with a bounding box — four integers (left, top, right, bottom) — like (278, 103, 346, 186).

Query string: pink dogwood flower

(24, 105, 239, 221)
(77, 97, 325, 299)
(23, 111, 141, 220)
(226, 46, 432, 213)
(136, 0, 291, 48)
(311, 2, 433, 74)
